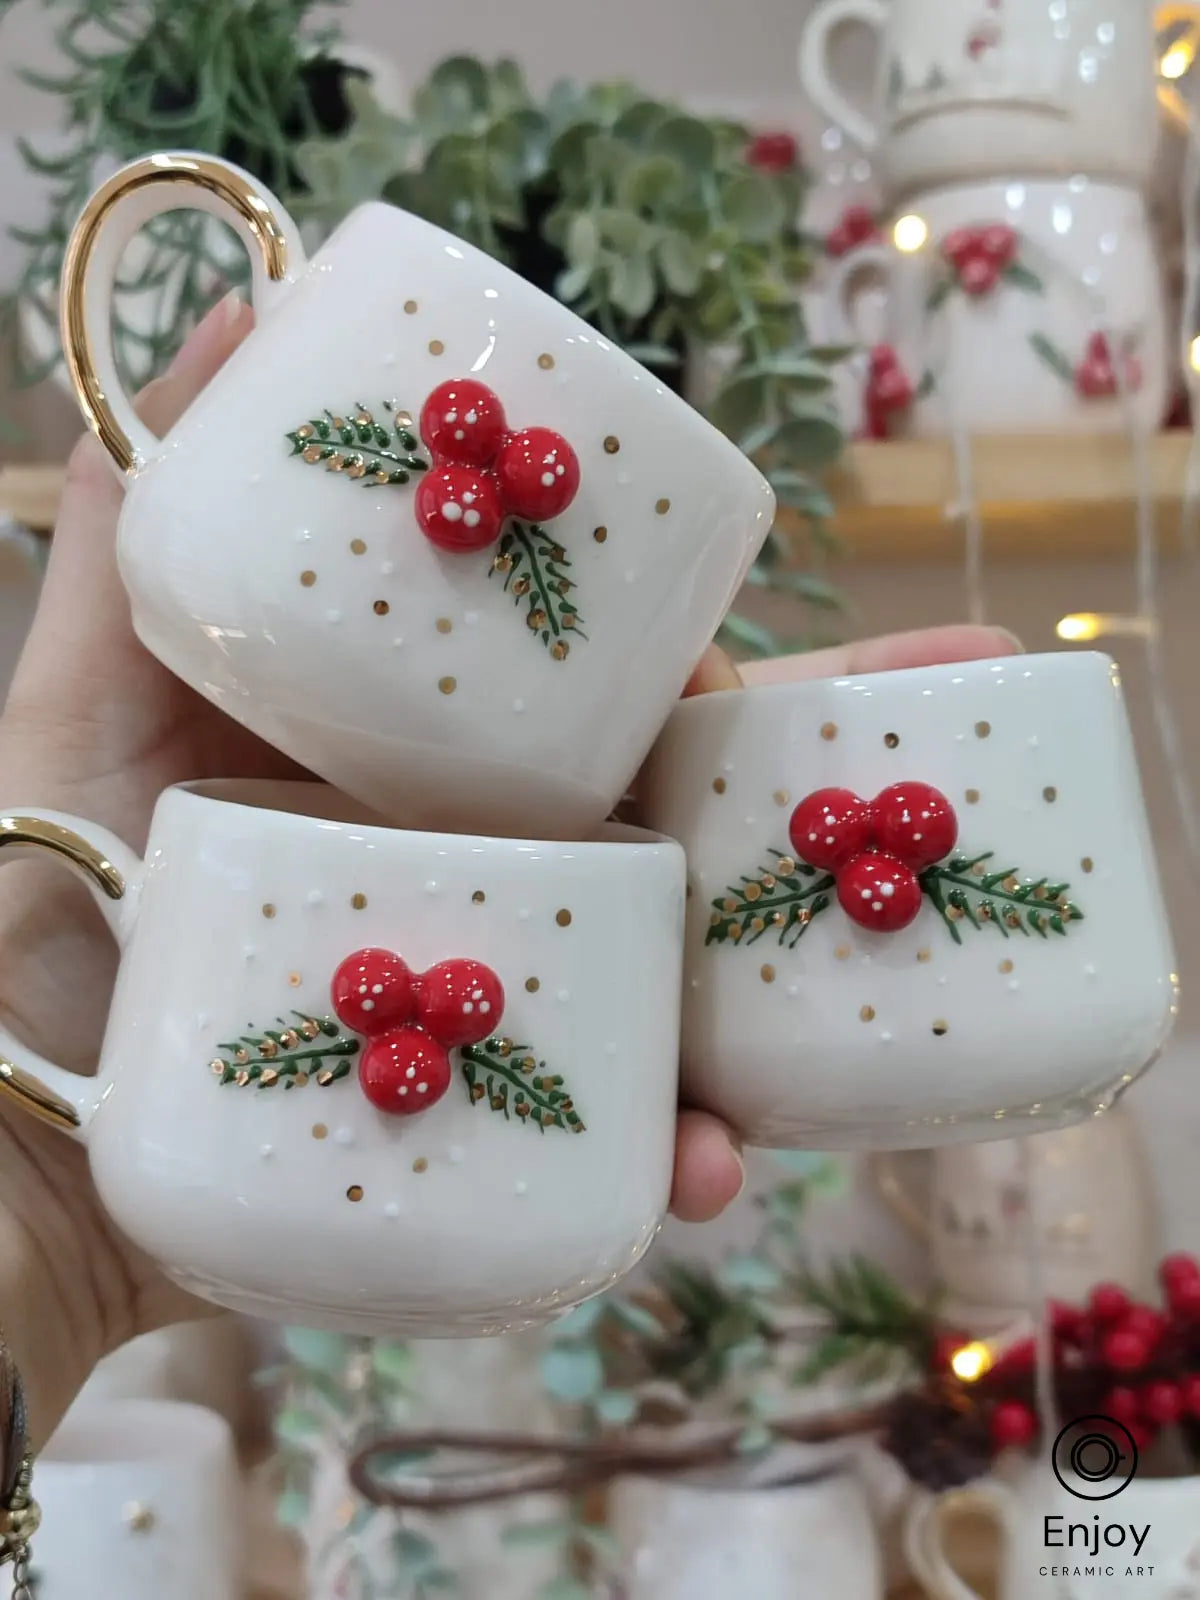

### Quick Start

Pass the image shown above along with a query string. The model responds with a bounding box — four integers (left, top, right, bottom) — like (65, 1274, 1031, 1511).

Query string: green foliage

(920, 852, 1085, 944)
(704, 848, 836, 949)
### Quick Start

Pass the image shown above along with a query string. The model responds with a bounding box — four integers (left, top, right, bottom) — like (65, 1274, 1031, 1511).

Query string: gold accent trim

(60, 153, 292, 473)
(0, 816, 125, 900)
(0, 1059, 80, 1132)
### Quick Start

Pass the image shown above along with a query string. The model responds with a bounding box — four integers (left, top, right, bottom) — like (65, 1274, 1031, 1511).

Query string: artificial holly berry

(1104, 1385, 1141, 1427)
(332, 948, 417, 1037)
(419, 378, 507, 467)
(977, 225, 1017, 268)
(1160, 1252, 1200, 1291)
(1167, 1273, 1200, 1321)
(990, 1400, 1038, 1451)
(1089, 1283, 1133, 1324)
(1100, 1326, 1150, 1373)
(416, 958, 505, 1049)
(1119, 1305, 1166, 1351)
(1180, 1373, 1200, 1419)
(415, 463, 505, 553)
(992, 1335, 1036, 1377)
(494, 427, 581, 523)
(931, 1331, 972, 1374)
(788, 788, 873, 872)
(358, 1024, 452, 1116)
(1049, 1300, 1088, 1345)
(942, 229, 978, 269)
(870, 782, 958, 870)
(1139, 1379, 1183, 1426)
(747, 131, 799, 172)
(958, 256, 999, 296)
(837, 852, 924, 933)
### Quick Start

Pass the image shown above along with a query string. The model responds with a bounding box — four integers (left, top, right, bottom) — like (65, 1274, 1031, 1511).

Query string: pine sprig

(211, 1013, 360, 1088)
(459, 1037, 586, 1133)
(490, 521, 586, 659)
(285, 401, 429, 485)
(704, 849, 836, 948)
(791, 1256, 937, 1384)
(920, 852, 1084, 945)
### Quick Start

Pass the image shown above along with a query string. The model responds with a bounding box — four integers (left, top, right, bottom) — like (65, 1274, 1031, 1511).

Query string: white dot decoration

(384, 1202, 401, 1220)
(334, 1127, 355, 1147)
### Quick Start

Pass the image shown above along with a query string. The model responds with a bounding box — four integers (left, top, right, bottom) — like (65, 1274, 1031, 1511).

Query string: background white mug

(0, 781, 684, 1335)
(31, 1399, 240, 1600)
(638, 651, 1176, 1149)
(58, 151, 773, 839)
(798, 0, 1163, 198)
(825, 179, 1170, 437)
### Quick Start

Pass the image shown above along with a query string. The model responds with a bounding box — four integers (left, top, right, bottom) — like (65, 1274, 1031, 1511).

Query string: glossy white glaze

(799, 0, 1159, 197)
(64, 155, 773, 838)
(638, 652, 1177, 1149)
(1, 783, 684, 1334)
(827, 179, 1169, 436)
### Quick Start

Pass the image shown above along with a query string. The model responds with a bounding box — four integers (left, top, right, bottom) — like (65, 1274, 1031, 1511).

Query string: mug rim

(659, 649, 1114, 725)
(40, 1398, 233, 1467)
(164, 778, 679, 855)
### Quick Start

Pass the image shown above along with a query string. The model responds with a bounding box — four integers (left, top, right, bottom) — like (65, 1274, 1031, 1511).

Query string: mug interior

(41, 1399, 233, 1467)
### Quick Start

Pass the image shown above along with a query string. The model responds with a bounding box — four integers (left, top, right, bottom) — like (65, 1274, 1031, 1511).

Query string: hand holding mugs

(59, 152, 773, 839)
(0, 782, 684, 1334)
(639, 652, 1176, 1149)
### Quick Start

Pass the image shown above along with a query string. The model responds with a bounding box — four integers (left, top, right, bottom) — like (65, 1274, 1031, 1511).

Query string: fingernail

(168, 290, 244, 376)
(994, 628, 1025, 654)
(731, 1145, 747, 1201)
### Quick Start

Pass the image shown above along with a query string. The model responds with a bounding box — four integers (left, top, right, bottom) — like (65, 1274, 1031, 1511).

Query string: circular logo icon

(1052, 1416, 1139, 1500)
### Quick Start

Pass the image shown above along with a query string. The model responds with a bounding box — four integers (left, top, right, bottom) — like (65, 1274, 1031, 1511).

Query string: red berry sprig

(415, 378, 580, 553)
(863, 345, 915, 440)
(331, 947, 505, 1116)
(826, 203, 881, 258)
(787, 781, 958, 933)
(941, 224, 1018, 296)
(746, 130, 799, 172)
(1074, 331, 1143, 400)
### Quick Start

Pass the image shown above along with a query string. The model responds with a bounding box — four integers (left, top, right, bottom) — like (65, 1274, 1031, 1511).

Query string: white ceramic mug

(905, 1466, 1200, 1598)
(798, 0, 1165, 198)
(825, 179, 1169, 438)
(638, 651, 1176, 1150)
(873, 1102, 1159, 1321)
(609, 1467, 884, 1600)
(0, 781, 684, 1334)
(30, 1400, 240, 1600)
(58, 152, 773, 839)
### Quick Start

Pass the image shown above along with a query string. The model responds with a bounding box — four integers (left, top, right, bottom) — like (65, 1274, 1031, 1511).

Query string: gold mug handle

(0, 812, 143, 1136)
(59, 150, 306, 477)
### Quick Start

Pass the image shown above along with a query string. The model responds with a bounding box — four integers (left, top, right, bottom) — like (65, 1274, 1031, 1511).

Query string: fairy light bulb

(1189, 334, 1200, 372)
(1056, 613, 1101, 642)
(1161, 40, 1194, 78)
(1056, 613, 1155, 642)
(892, 214, 928, 253)
(950, 1341, 993, 1382)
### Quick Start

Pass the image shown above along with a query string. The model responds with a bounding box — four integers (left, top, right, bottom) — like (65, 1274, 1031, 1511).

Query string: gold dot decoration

(603, 435, 620, 454)
(773, 789, 791, 807)
(428, 339, 445, 356)
(712, 777, 727, 794)
(537, 352, 555, 370)
(347, 1185, 364, 1203)
(288, 972, 302, 988)
(753, 963, 774, 986)
(124, 1503, 156, 1533)
(525, 977, 541, 993)
(965, 788, 981, 805)
(594, 526, 608, 543)
(917, 949, 932, 963)
(999, 959, 1014, 974)
(471, 890, 486, 905)
(859, 1004, 876, 1022)
(436, 617, 453, 634)
(820, 721, 838, 741)
(556, 908, 573, 927)
(932, 1019, 949, 1037)
(404, 299, 418, 314)
(300, 570, 316, 587)
(1081, 856, 1094, 873)
(655, 497, 671, 515)
(975, 720, 991, 739)
(412, 1157, 429, 1175)
(884, 732, 900, 749)
(312, 1123, 328, 1140)
(261, 903, 276, 919)
(350, 538, 367, 555)
(439, 676, 457, 695)
(373, 599, 390, 616)
(834, 944, 851, 961)
(351, 893, 367, 910)
(1043, 786, 1058, 803)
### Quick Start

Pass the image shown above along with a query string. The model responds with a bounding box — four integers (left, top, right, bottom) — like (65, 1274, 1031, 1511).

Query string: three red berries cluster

(941, 223, 1018, 296)
(788, 781, 959, 932)
(331, 948, 505, 1117)
(414, 378, 581, 554)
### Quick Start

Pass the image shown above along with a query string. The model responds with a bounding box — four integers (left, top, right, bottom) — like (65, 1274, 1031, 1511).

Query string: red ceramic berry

(1167, 1273, 1200, 1321)
(415, 463, 505, 553)
(1180, 1373, 1200, 1419)
(958, 255, 999, 295)
(494, 427, 580, 523)
(419, 378, 507, 467)
(1140, 1379, 1183, 1426)
(870, 782, 958, 870)
(1090, 1283, 1133, 1324)
(788, 788, 873, 872)
(416, 959, 505, 1049)
(977, 225, 1017, 267)
(359, 1024, 451, 1116)
(990, 1400, 1038, 1451)
(747, 131, 799, 172)
(837, 852, 924, 933)
(1075, 356, 1115, 400)
(1101, 1326, 1150, 1373)
(827, 204, 878, 256)
(870, 363, 913, 411)
(1160, 1252, 1200, 1290)
(1104, 1385, 1141, 1426)
(332, 948, 417, 1037)
(942, 229, 977, 268)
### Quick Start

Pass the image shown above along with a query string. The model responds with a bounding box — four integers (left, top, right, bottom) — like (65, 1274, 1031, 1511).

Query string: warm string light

(892, 213, 928, 253)
(949, 1340, 993, 1382)
(1162, 41, 1195, 80)
(1055, 613, 1157, 642)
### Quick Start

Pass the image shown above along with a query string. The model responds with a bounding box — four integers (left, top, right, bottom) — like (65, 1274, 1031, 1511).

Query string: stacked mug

(799, 0, 1176, 436)
(0, 150, 1178, 1340)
